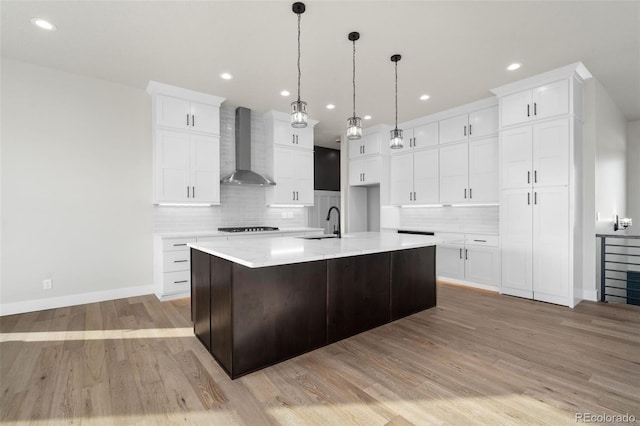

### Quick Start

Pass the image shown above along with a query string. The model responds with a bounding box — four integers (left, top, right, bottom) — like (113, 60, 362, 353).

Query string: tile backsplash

(399, 205, 499, 234)
(153, 105, 307, 234)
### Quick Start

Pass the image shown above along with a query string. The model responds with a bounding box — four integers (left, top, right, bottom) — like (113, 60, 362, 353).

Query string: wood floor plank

(0, 287, 638, 425)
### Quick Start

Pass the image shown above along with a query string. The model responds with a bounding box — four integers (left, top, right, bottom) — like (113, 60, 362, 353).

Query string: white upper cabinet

(268, 147, 314, 205)
(349, 132, 382, 159)
(264, 110, 317, 206)
(265, 110, 316, 150)
(349, 156, 382, 187)
(155, 96, 220, 134)
(439, 143, 469, 203)
(439, 106, 498, 144)
(155, 129, 220, 203)
(501, 118, 569, 189)
(391, 122, 439, 154)
(390, 148, 438, 205)
(500, 80, 569, 127)
(147, 81, 225, 205)
(439, 137, 499, 204)
(273, 117, 314, 150)
(468, 138, 499, 202)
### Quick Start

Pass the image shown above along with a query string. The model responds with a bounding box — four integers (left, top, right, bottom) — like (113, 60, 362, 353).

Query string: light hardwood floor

(1, 283, 639, 425)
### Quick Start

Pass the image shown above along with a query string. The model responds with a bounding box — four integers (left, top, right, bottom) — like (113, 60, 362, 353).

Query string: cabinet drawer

(163, 271, 191, 294)
(162, 238, 196, 251)
(465, 235, 499, 247)
(163, 250, 191, 272)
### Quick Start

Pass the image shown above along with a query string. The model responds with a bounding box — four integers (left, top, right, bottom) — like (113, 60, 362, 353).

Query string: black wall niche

(314, 146, 341, 191)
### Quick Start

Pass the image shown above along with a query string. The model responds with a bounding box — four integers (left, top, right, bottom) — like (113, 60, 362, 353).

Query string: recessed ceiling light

(30, 18, 56, 31)
(220, 73, 232, 80)
(364, 115, 372, 120)
(420, 94, 430, 101)
(280, 90, 290, 97)
(507, 63, 521, 71)
(326, 104, 335, 110)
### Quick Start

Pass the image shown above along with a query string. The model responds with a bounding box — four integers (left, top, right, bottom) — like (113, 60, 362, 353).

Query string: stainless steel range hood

(220, 107, 275, 186)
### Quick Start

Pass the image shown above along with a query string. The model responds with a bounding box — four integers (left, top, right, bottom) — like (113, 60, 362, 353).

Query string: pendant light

(390, 54, 403, 149)
(291, 2, 308, 128)
(346, 32, 362, 140)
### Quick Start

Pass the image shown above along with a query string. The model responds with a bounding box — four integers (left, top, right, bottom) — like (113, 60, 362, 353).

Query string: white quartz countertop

(188, 232, 443, 268)
(154, 227, 324, 238)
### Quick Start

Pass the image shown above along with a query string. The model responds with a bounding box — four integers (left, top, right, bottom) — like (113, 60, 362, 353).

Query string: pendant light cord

(352, 40, 356, 117)
(297, 13, 301, 103)
(394, 60, 398, 130)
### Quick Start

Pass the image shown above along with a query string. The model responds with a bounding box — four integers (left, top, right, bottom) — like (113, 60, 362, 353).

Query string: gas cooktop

(218, 226, 279, 233)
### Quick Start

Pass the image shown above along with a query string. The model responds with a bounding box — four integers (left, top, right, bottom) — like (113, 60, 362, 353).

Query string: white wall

(627, 120, 640, 234)
(594, 79, 628, 233)
(1, 59, 153, 311)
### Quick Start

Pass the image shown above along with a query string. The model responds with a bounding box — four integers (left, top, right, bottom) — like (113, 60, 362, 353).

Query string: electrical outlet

(43, 279, 52, 290)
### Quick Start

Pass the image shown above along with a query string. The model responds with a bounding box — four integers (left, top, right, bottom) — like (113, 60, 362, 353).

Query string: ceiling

(2, 1, 639, 149)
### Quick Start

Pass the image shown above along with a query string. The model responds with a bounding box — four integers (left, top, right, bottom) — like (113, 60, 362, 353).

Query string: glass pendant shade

(290, 100, 308, 128)
(346, 116, 362, 140)
(390, 128, 403, 149)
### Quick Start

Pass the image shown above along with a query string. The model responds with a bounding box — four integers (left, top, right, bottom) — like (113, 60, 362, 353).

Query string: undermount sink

(297, 234, 339, 240)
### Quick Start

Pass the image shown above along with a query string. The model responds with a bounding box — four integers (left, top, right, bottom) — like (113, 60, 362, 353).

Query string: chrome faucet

(326, 206, 341, 238)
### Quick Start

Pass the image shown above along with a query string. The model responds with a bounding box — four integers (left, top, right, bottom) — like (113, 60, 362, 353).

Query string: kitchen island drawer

(163, 250, 191, 272)
(163, 271, 191, 294)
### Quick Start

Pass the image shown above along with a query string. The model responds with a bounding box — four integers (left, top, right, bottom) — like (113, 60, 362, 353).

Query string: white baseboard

(0, 284, 155, 316)
(437, 276, 500, 293)
(155, 291, 190, 302)
(576, 288, 598, 302)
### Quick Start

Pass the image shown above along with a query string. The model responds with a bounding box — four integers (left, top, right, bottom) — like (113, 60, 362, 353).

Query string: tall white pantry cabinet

(146, 81, 225, 205)
(491, 63, 592, 307)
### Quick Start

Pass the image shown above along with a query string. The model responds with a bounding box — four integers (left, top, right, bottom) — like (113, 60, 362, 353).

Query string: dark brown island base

(189, 234, 437, 379)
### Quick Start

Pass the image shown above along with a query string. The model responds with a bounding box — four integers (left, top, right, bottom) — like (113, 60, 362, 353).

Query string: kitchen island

(188, 232, 440, 379)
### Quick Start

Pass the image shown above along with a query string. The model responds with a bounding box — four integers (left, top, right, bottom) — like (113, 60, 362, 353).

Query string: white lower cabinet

(436, 233, 500, 290)
(500, 186, 570, 304)
(154, 230, 324, 300)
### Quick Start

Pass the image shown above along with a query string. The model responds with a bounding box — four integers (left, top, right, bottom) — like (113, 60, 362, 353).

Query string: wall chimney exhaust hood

(221, 107, 276, 186)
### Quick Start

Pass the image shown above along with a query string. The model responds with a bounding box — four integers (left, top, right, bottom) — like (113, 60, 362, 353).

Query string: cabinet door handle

(187, 186, 190, 198)
(174, 280, 188, 284)
(473, 239, 487, 242)
(464, 125, 467, 136)
(528, 192, 531, 205)
(459, 248, 462, 259)
(363, 145, 365, 154)
(192, 186, 195, 198)
(293, 191, 296, 200)
(296, 135, 299, 144)
(362, 173, 365, 182)
(528, 171, 531, 184)
(469, 188, 472, 199)
(465, 249, 468, 260)
(410, 192, 413, 201)
(173, 243, 187, 247)
(534, 102, 537, 116)
(186, 114, 190, 126)
(534, 192, 537, 205)
(469, 124, 472, 135)
(464, 188, 467, 199)
(292, 135, 295, 144)
(174, 260, 188, 263)
(413, 138, 416, 147)
(192, 114, 195, 127)
(527, 104, 530, 117)
(414, 191, 417, 200)
(534, 170, 537, 183)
